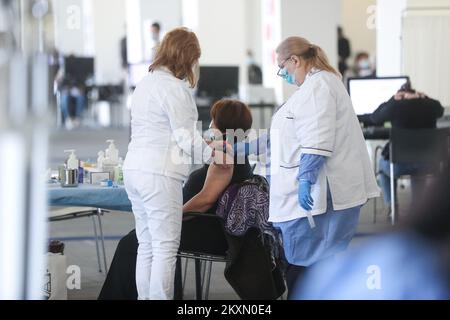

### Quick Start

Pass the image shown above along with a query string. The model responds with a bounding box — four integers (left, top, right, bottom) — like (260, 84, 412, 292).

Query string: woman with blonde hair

(266, 36, 380, 297)
(123, 28, 230, 300)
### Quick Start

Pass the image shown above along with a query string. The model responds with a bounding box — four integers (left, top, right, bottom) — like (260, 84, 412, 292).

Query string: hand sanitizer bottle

(114, 157, 124, 185)
(105, 140, 119, 165)
(64, 150, 79, 170)
(97, 151, 105, 171)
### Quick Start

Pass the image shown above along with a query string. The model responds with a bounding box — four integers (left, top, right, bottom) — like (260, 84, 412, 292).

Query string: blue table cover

(48, 183, 132, 212)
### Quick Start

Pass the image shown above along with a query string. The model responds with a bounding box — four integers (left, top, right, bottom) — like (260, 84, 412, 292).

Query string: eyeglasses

(277, 58, 290, 77)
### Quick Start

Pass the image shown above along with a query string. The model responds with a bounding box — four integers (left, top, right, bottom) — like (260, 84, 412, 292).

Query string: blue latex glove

(298, 180, 314, 211)
(234, 134, 268, 157)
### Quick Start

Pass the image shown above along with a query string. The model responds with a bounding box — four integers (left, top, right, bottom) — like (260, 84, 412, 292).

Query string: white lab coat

(269, 69, 379, 223)
(123, 67, 212, 181)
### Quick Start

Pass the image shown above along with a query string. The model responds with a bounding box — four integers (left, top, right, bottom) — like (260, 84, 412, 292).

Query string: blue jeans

(378, 159, 430, 205)
(60, 89, 86, 122)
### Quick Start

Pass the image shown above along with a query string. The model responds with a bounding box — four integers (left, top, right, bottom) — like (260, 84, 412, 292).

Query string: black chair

(176, 212, 229, 300)
(389, 128, 449, 225)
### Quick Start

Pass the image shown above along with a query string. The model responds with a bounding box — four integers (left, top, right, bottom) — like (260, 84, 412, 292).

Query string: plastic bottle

(105, 140, 119, 165)
(97, 151, 105, 171)
(114, 157, 124, 185)
(78, 165, 84, 184)
(64, 150, 79, 170)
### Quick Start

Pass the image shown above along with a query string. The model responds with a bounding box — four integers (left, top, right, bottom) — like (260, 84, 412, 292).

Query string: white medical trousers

(124, 170, 183, 300)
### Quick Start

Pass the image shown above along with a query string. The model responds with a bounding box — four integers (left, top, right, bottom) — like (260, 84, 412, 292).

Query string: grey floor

(48, 127, 398, 300)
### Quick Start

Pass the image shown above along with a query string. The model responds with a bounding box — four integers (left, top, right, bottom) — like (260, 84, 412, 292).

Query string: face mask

(206, 122, 223, 141)
(279, 68, 296, 85)
(358, 59, 371, 70)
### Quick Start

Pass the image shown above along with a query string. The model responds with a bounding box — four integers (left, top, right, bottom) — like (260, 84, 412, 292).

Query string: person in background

(54, 54, 87, 130)
(337, 26, 351, 76)
(120, 26, 128, 71)
(359, 82, 444, 219)
(350, 51, 375, 78)
(247, 49, 263, 85)
(291, 172, 450, 300)
(151, 22, 162, 44)
(150, 22, 162, 62)
(49, 48, 62, 108)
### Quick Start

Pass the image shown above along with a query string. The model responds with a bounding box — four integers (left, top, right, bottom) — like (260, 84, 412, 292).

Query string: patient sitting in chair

(99, 99, 259, 299)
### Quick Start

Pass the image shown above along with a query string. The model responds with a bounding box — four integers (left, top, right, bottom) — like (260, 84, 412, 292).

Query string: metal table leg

(96, 209, 108, 274)
(91, 215, 102, 273)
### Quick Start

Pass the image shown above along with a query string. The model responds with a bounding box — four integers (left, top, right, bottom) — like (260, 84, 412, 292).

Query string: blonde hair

(149, 27, 201, 88)
(276, 37, 341, 77)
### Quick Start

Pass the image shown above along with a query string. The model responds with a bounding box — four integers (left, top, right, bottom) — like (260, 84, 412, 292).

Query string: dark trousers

(286, 264, 308, 300)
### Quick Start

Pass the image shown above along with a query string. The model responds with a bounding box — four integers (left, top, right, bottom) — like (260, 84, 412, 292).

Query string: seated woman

(99, 99, 254, 300)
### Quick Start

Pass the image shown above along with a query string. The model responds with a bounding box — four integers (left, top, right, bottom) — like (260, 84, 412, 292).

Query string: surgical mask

(279, 68, 296, 85)
(205, 122, 222, 141)
(358, 59, 371, 70)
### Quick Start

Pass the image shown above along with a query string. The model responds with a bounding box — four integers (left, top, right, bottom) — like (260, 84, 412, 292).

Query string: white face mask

(358, 59, 371, 70)
(205, 122, 222, 142)
(152, 33, 160, 42)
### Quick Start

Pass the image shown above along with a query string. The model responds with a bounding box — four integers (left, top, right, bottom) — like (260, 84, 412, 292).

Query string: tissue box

(90, 172, 111, 185)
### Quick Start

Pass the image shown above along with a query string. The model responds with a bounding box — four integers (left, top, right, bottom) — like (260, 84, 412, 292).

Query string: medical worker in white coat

(267, 37, 380, 297)
(123, 28, 231, 300)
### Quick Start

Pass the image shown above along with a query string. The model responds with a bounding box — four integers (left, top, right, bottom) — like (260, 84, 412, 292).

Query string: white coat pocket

(271, 166, 298, 197)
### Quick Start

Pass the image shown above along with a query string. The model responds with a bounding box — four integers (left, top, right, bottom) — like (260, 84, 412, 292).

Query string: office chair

(389, 128, 449, 226)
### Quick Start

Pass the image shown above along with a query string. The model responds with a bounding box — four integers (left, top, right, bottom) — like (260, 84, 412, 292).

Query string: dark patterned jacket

(216, 175, 285, 300)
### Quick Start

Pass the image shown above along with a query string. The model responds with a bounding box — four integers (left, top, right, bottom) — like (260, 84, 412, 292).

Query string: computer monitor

(197, 66, 239, 101)
(128, 62, 150, 88)
(64, 56, 95, 85)
(348, 77, 409, 115)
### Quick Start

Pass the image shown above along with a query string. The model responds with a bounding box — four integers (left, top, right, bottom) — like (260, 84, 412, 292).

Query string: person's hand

(404, 92, 420, 100)
(209, 140, 225, 152)
(298, 180, 314, 211)
(394, 92, 406, 101)
(417, 91, 426, 99)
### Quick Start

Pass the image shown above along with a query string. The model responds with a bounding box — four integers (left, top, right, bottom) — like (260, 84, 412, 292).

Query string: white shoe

(65, 119, 74, 130)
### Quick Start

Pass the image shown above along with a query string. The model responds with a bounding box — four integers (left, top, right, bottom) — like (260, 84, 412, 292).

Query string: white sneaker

(65, 119, 74, 130)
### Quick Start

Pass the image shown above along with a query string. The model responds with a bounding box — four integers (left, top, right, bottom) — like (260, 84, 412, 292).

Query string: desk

(363, 127, 390, 140)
